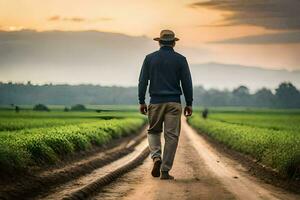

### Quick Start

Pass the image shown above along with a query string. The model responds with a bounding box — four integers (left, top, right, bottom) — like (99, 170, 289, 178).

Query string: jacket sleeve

(180, 57, 193, 106)
(138, 56, 149, 104)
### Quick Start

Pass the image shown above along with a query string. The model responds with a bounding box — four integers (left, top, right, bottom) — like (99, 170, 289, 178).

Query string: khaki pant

(147, 102, 182, 172)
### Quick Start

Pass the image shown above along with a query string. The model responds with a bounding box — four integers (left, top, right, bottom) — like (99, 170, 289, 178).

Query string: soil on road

(92, 117, 300, 200)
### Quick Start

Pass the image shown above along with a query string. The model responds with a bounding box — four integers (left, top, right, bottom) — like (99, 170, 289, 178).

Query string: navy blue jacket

(138, 46, 193, 106)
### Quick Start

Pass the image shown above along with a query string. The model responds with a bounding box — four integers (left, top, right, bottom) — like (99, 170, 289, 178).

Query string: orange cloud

(47, 16, 113, 23)
(63, 17, 85, 22)
(48, 15, 60, 21)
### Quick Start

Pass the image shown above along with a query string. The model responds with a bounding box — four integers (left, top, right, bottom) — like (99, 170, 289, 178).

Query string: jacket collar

(160, 46, 174, 51)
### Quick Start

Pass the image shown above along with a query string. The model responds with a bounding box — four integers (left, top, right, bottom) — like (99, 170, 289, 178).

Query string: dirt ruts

(36, 139, 149, 200)
(0, 128, 147, 200)
(91, 118, 300, 200)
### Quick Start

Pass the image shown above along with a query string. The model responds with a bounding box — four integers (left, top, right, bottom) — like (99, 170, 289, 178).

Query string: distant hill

(190, 62, 300, 90)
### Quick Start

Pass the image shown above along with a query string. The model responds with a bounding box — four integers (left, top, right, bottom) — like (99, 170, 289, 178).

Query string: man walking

(138, 30, 193, 180)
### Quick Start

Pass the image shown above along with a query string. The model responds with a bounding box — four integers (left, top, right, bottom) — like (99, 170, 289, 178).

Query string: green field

(2, 106, 299, 180)
(188, 109, 300, 178)
(0, 109, 146, 174)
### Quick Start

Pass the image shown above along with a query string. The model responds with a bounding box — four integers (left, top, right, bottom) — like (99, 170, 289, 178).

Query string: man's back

(138, 46, 193, 106)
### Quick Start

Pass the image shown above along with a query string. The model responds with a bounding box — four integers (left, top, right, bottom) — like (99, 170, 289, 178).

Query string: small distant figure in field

(202, 108, 209, 119)
(15, 106, 20, 113)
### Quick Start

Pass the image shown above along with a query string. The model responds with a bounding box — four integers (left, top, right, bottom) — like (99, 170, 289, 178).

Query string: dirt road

(92, 117, 300, 200)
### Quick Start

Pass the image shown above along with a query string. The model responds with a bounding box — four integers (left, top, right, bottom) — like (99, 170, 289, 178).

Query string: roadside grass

(188, 112, 300, 178)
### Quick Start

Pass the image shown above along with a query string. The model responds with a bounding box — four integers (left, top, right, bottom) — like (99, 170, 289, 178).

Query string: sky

(0, 0, 300, 88)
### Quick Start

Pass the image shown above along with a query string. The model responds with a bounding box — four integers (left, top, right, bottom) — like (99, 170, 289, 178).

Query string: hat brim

(153, 37, 179, 41)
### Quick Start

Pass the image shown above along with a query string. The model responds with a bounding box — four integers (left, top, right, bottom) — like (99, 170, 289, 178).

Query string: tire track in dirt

(36, 139, 149, 200)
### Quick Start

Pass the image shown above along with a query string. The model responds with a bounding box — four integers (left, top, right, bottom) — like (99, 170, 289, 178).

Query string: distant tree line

(0, 82, 300, 108)
(193, 82, 300, 108)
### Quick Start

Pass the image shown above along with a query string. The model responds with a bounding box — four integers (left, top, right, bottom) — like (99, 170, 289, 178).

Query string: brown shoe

(160, 171, 174, 180)
(151, 157, 162, 177)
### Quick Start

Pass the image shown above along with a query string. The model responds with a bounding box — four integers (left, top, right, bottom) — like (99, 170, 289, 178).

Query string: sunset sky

(0, 0, 300, 87)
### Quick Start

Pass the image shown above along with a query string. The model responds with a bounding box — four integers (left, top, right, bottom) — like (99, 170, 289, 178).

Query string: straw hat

(153, 30, 179, 41)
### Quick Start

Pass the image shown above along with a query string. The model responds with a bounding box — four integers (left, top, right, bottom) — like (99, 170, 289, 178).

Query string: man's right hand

(184, 106, 192, 117)
(139, 104, 148, 115)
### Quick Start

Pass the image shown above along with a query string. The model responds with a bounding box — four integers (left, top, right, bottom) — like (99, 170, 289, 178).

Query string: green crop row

(188, 114, 300, 178)
(0, 118, 99, 131)
(0, 118, 146, 174)
(0, 110, 142, 119)
(209, 113, 300, 133)
(0, 110, 143, 132)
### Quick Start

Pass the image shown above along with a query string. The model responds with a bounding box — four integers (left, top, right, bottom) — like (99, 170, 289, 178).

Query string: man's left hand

(184, 106, 192, 117)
